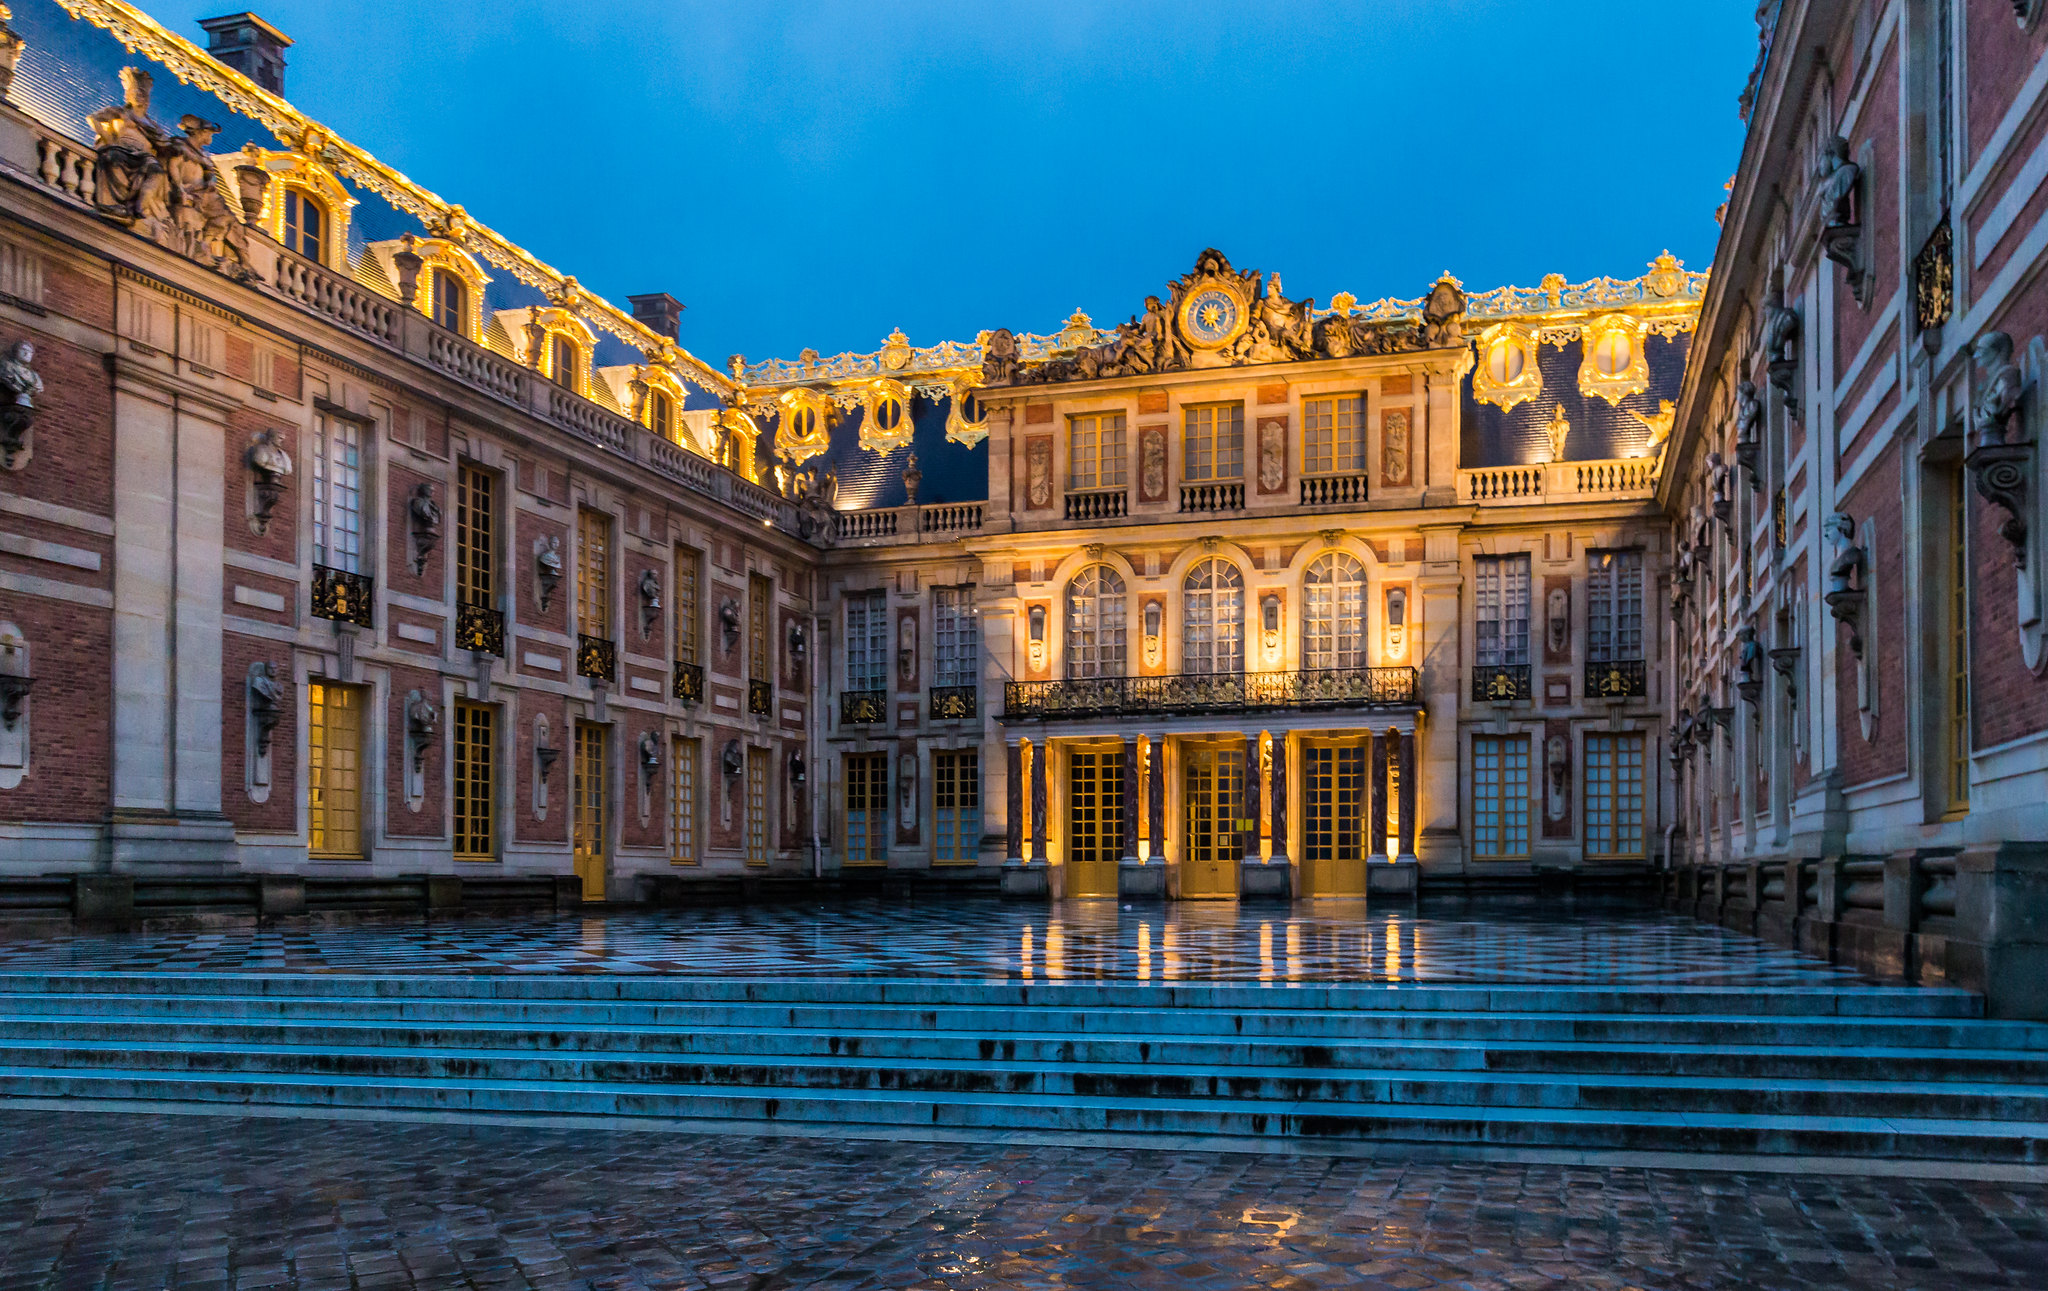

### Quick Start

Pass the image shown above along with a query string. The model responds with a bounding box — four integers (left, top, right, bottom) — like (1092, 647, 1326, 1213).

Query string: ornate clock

(1177, 282, 1249, 351)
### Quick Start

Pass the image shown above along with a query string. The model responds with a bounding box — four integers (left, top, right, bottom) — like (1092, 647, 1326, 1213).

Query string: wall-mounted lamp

(1028, 604, 1047, 670)
(1143, 600, 1163, 668)
(722, 739, 744, 777)
(1260, 593, 1281, 658)
(789, 750, 807, 784)
(1385, 587, 1407, 660)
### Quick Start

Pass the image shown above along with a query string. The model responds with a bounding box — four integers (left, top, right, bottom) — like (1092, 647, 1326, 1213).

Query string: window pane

(312, 414, 361, 572)
(847, 592, 887, 691)
(1302, 552, 1365, 670)
(1476, 555, 1531, 666)
(1065, 566, 1127, 678)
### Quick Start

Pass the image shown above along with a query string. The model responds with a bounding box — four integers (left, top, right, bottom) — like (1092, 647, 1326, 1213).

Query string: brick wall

(0, 594, 110, 820)
(1836, 445, 1907, 786)
(220, 631, 296, 834)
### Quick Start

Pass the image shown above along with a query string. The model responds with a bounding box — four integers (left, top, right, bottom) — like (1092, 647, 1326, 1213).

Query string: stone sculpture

(408, 483, 441, 575)
(1966, 330, 2032, 567)
(1971, 331, 2025, 448)
(165, 116, 253, 279)
(534, 536, 563, 612)
(88, 68, 174, 241)
(1419, 275, 1468, 349)
(0, 7, 23, 102)
(247, 661, 284, 757)
(638, 568, 663, 636)
(243, 428, 292, 534)
(404, 691, 439, 775)
(0, 339, 41, 471)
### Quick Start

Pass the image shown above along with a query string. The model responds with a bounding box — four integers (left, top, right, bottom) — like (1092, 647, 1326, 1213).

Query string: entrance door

(1303, 739, 1367, 896)
(1066, 748, 1122, 898)
(572, 721, 607, 901)
(1181, 745, 1242, 898)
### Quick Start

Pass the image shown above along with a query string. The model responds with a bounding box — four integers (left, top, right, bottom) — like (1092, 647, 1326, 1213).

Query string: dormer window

(647, 387, 674, 441)
(283, 188, 326, 264)
(430, 269, 466, 333)
(549, 334, 578, 391)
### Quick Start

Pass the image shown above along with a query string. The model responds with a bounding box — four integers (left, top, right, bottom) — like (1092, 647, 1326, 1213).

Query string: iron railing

(748, 679, 773, 716)
(672, 661, 704, 705)
(929, 684, 978, 721)
(1471, 663, 1532, 703)
(576, 634, 617, 683)
(455, 603, 504, 656)
(311, 564, 374, 628)
(841, 689, 887, 725)
(1585, 658, 1648, 699)
(1002, 666, 1419, 722)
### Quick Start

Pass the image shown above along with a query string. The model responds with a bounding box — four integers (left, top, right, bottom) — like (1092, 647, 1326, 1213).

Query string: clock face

(1179, 285, 1246, 350)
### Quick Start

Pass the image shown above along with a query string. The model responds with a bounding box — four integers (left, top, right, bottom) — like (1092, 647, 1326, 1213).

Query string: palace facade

(0, 0, 2043, 992)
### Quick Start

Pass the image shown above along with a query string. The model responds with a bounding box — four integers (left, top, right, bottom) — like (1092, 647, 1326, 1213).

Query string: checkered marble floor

(0, 896, 1874, 986)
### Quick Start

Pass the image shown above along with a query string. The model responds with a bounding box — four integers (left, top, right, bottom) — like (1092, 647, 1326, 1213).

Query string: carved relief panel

(1380, 408, 1412, 488)
(1024, 436, 1053, 510)
(1138, 425, 1169, 504)
(1256, 417, 1288, 495)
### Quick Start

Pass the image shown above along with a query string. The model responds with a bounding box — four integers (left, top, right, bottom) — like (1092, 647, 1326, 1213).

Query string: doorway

(1302, 738, 1367, 896)
(1066, 747, 1122, 898)
(1180, 744, 1243, 898)
(572, 721, 608, 901)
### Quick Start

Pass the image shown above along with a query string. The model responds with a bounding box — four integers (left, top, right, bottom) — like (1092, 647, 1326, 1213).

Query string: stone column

(1397, 730, 1418, 858)
(1370, 731, 1389, 857)
(1030, 737, 1048, 862)
(1147, 734, 1165, 860)
(1121, 736, 1139, 863)
(1415, 527, 1463, 868)
(1241, 733, 1261, 861)
(1268, 735, 1288, 865)
(1006, 739, 1024, 864)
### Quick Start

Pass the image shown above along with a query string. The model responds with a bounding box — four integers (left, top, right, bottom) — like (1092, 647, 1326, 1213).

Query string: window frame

(452, 699, 497, 861)
(1471, 734, 1532, 859)
(1181, 558, 1245, 675)
(933, 587, 979, 689)
(455, 462, 496, 610)
(1064, 565, 1128, 679)
(1587, 549, 1645, 663)
(1302, 551, 1366, 671)
(1475, 554, 1532, 668)
(1301, 394, 1366, 476)
(1066, 412, 1127, 492)
(576, 509, 613, 641)
(844, 751, 889, 866)
(846, 590, 889, 692)
(673, 546, 702, 666)
(311, 410, 363, 573)
(430, 268, 467, 334)
(670, 735, 699, 866)
(308, 681, 365, 859)
(933, 748, 980, 865)
(1182, 402, 1245, 483)
(1583, 732, 1646, 859)
(282, 187, 326, 264)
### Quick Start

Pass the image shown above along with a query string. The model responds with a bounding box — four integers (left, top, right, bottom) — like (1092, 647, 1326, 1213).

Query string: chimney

(628, 293, 685, 340)
(198, 13, 292, 96)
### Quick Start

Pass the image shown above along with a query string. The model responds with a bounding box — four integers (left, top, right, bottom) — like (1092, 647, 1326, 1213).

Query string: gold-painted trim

(1176, 278, 1250, 352)
(859, 377, 914, 454)
(1471, 322, 1543, 411)
(775, 387, 833, 464)
(1578, 313, 1649, 405)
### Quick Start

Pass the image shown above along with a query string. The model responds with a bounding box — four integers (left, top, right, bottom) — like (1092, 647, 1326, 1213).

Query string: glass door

(1302, 739, 1367, 896)
(1065, 748, 1123, 898)
(572, 722, 607, 901)
(1181, 745, 1242, 898)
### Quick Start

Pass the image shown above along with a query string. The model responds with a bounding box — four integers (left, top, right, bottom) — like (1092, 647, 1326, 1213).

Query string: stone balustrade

(1457, 458, 1659, 506)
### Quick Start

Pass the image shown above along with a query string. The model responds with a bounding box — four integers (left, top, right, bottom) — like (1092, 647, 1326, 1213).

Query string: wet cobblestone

(0, 1112, 2040, 1289)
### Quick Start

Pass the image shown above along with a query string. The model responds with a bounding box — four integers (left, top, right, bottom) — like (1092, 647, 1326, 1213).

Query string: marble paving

(0, 896, 1873, 986)
(0, 1111, 2039, 1290)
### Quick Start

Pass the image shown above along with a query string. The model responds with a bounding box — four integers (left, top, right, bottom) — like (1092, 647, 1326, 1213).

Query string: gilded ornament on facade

(1578, 313, 1649, 404)
(774, 387, 833, 465)
(878, 328, 913, 372)
(1472, 323, 1543, 410)
(858, 377, 914, 454)
(1543, 405, 1572, 462)
(943, 377, 989, 449)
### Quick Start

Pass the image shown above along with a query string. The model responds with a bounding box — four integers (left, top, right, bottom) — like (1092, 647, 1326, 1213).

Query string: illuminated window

(452, 700, 496, 860)
(1303, 552, 1365, 670)
(670, 736, 698, 865)
(456, 463, 495, 610)
(749, 574, 771, 683)
(1182, 558, 1244, 675)
(577, 510, 612, 639)
(934, 587, 978, 688)
(1584, 733, 1645, 858)
(1064, 565, 1126, 678)
(846, 591, 888, 691)
(1948, 465, 1971, 814)
(845, 752, 888, 865)
(549, 334, 578, 390)
(1067, 413, 1126, 490)
(1067, 749, 1124, 870)
(1304, 741, 1366, 871)
(311, 411, 361, 572)
(934, 749, 979, 864)
(308, 682, 364, 858)
(1183, 403, 1244, 481)
(673, 546, 701, 665)
(1182, 745, 1244, 873)
(430, 269, 466, 333)
(1587, 550, 1644, 662)
(1302, 396, 1365, 475)
(572, 722, 607, 900)
(647, 387, 674, 441)
(1475, 554, 1531, 667)
(1472, 734, 1530, 858)
(282, 188, 325, 264)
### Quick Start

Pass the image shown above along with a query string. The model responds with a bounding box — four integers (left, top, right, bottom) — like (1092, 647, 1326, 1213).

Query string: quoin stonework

(0, 1, 2044, 1015)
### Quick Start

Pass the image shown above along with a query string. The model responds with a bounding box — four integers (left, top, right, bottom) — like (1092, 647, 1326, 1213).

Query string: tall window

(1948, 464, 1971, 814)
(673, 546, 701, 665)
(746, 746, 769, 866)
(1067, 413, 1126, 491)
(670, 736, 698, 866)
(1182, 403, 1244, 481)
(1472, 735, 1531, 858)
(1065, 565, 1127, 678)
(749, 574, 771, 683)
(456, 464, 495, 610)
(430, 269, 466, 333)
(1303, 742, 1365, 868)
(1302, 395, 1365, 475)
(1475, 554, 1532, 667)
(282, 188, 325, 264)
(1303, 552, 1366, 670)
(1183, 746, 1244, 871)
(1587, 550, 1644, 662)
(452, 700, 495, 860)
(577, 510, 612, 639)
(846, 591, 888, 691)
(647, 388, 674, 442)
(1182, 558, 1244, 674)
(1585, 732, 1645, 858)
(549, 334, 579, 391)
(1067, 749, 1124, 868)
(934, 587, 979, 687)
(845, 752, 888, 865)
(573, 722, 607, 901)
(311, 411, 362, 572)
(308, 682, 364, 858)
(934, 749, 979, 864)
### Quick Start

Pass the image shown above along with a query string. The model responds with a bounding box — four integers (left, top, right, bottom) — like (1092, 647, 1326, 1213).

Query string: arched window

(1064, 565, 1126, 678)
(1181, 558, 1244, 675)
(430, 269, 467, 333)
(1303, 551, 1366, 671)
(282, 188, 326, 264)
(549, 334, 578, 391)
(647, 387, 674, 441)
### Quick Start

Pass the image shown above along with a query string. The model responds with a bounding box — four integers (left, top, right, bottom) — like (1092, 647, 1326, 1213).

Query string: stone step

(6, 1015, 2046, 1083)
(5, 1065, 2043, 1162)
(7, 1038, 2045, 1121)
(0, 974, 1983, 1018)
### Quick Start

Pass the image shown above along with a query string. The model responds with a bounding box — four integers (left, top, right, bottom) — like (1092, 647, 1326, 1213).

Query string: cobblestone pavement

(0, 1112, 2040, 1290)
(0, 896, 1872, 987)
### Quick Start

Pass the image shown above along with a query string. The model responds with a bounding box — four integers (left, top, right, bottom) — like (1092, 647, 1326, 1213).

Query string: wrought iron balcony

(576, 634, 617, 683)
(311, 564, 374, 628)
(672, 661, 704, 705)
(1471, 663, 1532, 703)
(748, 679, 773, 716)
(455, 603, 504, 656)
(1002, 666, 1419, 722)
(1585, 658, 1648, 700)
(841, 688, 886, 725)
(929, 684, 978, 721)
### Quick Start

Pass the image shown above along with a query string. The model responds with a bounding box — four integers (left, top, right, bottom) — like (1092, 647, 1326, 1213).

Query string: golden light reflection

(1259, 921, 1274, 983)
(580, 917, 607, 958)
(1137, 921, 1152, 981)
(1286, 922, 1302, 981)
(1386, 915, 1402, 980)
(1021, 925, 1033, 980)
(1047, 922, 1066, 980)
(1164, 923, 1181, 980)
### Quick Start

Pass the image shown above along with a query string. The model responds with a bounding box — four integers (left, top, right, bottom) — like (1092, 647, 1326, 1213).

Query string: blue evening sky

(147, 2, 1757, 365)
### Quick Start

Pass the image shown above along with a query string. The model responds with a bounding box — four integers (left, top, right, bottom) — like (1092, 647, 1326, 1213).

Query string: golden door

(1065, 749, 1122, 898)
(572, 721, 607, 902)
(1302, 739, 1368, 896)
(1180, 745, 1242, 898)
(307, 682, 364, 858)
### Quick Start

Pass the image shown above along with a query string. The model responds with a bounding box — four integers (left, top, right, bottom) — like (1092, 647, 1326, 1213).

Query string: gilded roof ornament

(879, 329, 913, 372)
